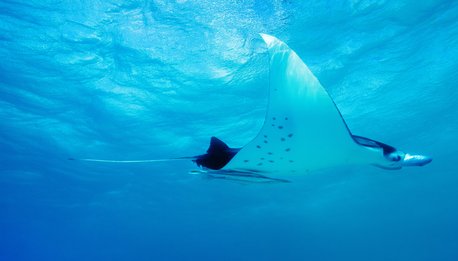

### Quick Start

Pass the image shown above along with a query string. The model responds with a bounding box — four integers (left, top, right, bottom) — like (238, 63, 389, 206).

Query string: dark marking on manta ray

(281, 138, 286, 142)
(288, 133, 293, 138)
(278, 126, 283, 129)
(264, 140, 268, 144)
(257, 162, 263, 166)
(285, 148, 291, 152)
(269, 160, 274, 163)
(256, 145, 261, 149)
(289, 160, 294, 163)
(271, 124, 276, 127)
(272, 117, 276, 120)
(263, 135, 268, 138)
(267, 152, 273, 155)
(260, 157, 265, 160)
(243, 160, 249, 163)
(285, 117, 288, 120)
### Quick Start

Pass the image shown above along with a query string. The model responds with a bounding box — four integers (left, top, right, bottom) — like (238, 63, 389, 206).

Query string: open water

(1, 1, 457, 260)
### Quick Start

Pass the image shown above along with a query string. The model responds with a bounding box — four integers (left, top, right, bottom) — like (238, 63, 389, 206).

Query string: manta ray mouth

(402, 153, 432, 167)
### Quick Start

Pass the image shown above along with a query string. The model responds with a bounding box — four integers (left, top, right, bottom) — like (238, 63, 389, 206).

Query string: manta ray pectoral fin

(222, 34, 365, 174)
(221, 34, 433, 173)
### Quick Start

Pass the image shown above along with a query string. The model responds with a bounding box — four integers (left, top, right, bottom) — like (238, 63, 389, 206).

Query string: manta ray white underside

(221, 34, 391, 174)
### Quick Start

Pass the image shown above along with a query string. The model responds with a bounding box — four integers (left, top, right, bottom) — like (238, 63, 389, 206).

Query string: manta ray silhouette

(73, 34, 432, 179)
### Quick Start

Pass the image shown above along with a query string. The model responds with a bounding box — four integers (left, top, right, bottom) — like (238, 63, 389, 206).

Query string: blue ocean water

(1, 0, 458, 260)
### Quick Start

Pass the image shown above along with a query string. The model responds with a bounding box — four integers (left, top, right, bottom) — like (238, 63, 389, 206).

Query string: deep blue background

(1, 1, 457, 260)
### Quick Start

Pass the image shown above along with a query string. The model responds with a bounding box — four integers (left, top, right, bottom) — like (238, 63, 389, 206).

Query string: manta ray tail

(68, 156, 197, 163)
(68, 136, 239, 167)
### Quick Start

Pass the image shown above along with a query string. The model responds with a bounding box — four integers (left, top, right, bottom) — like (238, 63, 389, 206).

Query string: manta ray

(73, 34, 431, 182)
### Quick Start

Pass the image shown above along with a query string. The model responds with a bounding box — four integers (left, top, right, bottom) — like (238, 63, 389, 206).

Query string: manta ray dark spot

(260, 157, 265, 160)
(256, 145, 261, 149)
(257, 162, 263, 166)
(285, 148, 291, 152)
(243, 160, 249, 163)
(272, 117, 276, 120)
(288, 133, 293, 138)
(289, 160, 294, 163)
(278, 126, 283, 129)
(269, 160, 274, 163)
(264, 140, 268, 144)
(263, 135, 268, 138)
(281, 138, 286, 142)
(271, 124, 276, 127)
(267, 152, 273, 155)
(285, 117, 288, 120)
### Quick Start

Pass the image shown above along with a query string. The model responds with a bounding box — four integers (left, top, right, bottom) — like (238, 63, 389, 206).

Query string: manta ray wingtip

(259, 33, 278, 47)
